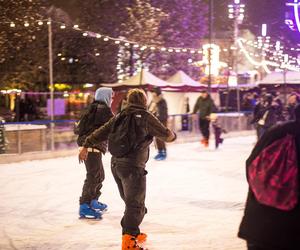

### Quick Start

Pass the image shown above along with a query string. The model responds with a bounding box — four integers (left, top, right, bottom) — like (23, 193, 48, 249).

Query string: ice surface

(0, 136, 255, 250)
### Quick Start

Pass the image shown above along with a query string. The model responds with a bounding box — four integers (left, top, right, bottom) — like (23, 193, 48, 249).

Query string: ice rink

(0, 136, 256, 250)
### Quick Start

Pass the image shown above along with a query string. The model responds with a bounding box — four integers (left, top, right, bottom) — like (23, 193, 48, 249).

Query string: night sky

(215, 0, 298, 45)
(51, 0, 298, 45)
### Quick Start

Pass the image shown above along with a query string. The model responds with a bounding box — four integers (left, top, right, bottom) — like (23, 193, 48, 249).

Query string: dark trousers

(257, 125, 266, 139)
(79, 152, 104, 204)
(111, 162, 147, 236)
(155, 120, 167, 151)
(199, 118, 210, 140)
(247, 242, 292, 250)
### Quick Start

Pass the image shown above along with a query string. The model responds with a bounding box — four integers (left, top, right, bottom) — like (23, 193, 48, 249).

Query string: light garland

(3, 18, 300, 73)
(237, 38, 300, 72)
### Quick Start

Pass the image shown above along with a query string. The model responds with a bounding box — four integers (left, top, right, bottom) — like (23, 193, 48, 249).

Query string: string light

(5, 17, 300, 63)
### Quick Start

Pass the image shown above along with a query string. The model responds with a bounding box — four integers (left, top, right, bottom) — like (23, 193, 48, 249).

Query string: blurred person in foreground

(193, 89, 216, 147)
(238, 104, 300, 250)
(79, 89, 176, 250)
(75, 87, 114, 219)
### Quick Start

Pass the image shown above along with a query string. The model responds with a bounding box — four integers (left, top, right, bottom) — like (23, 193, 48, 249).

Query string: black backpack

(108, 111, 138, 157)
(74, 104, 98, 136)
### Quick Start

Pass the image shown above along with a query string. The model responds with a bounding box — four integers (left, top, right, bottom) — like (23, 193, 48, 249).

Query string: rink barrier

(0, 112, 254, 155)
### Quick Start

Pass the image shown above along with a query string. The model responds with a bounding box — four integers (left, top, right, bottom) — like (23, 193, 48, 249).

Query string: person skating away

(193, 89, 217, 147)
(148, 86, 169, 160)
(238, 104, 300, 250)
(75, 87, 114, 219)
(79, 89, 176, 250)
(210, 113, 226, 149)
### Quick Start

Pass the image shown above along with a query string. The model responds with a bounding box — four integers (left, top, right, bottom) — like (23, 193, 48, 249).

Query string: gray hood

(94, 87, 113, 107)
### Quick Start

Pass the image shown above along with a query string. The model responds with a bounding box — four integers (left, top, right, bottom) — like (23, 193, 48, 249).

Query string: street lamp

(228, 0, 245, 123)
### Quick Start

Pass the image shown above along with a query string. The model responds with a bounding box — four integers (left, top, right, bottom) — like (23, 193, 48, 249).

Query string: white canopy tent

(163, 71, 219, 115)
(259, 71, 300, 85)
(166, 70, 206, 89)
(101, 70, 169, 88)
(101, 70, 219, 115)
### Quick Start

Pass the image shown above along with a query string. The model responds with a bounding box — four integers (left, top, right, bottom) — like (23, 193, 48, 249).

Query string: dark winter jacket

(83, 104, 175, 168)
(238, 120, 300, 249)
(193, 95, 216, 119)
(149, 98, 168, 122)
(252, 104, 281, 129)
(77, 101, 113, 153)
(287, 103, 300, 121)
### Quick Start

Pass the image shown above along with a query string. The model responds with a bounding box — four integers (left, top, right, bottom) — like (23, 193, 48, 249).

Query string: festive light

(261, 24, 267, 37)
(38, 21, 43, 25)
(286, 0, 300, 32)
(10, 22, 15, 28)
(194, 44, 227, 76)
(24, 22, 29, 27)
(73, 24, 79, 29)
(60, 24, 66, 29)
(82, 32, 88, 37)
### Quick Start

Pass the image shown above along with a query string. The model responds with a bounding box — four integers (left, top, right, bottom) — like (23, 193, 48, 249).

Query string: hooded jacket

(77, 88, 113, 153)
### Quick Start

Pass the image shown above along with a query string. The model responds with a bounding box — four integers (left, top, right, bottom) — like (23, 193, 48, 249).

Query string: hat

(150, 86, 162, 96)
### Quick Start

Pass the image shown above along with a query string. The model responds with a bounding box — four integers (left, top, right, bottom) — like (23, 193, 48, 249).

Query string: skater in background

(238, 104, 300, 250)
(251, 94, 282, 139)
(148, 86, 169, 160)
(79, 89, 176, 250)
(210, 113, 226, 149)
(75, 87, 114, 219)
(193, 89, 217, 147)
(286, 92, 300, 121)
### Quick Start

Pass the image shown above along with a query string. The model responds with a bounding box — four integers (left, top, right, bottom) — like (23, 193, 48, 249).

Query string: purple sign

(47, 98, 66, 116)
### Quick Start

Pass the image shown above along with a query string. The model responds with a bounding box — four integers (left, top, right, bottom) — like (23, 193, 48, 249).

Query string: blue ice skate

(79, 203, 102, 220)
(90, 199, 108, 212)
(154, 150, 167, 161)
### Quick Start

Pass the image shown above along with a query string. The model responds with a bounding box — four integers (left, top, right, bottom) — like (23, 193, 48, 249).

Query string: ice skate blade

(93, 208, 108, 213)
(79, 215, 102, 220)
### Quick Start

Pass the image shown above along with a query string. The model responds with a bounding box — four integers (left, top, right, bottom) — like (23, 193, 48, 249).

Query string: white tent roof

(101, 70, 168, 88)
(166, 70, 206, 88)
(260, 71, 300, 85)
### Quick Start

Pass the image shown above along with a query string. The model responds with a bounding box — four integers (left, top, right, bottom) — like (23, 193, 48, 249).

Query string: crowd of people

(250, 91, 300, 139)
